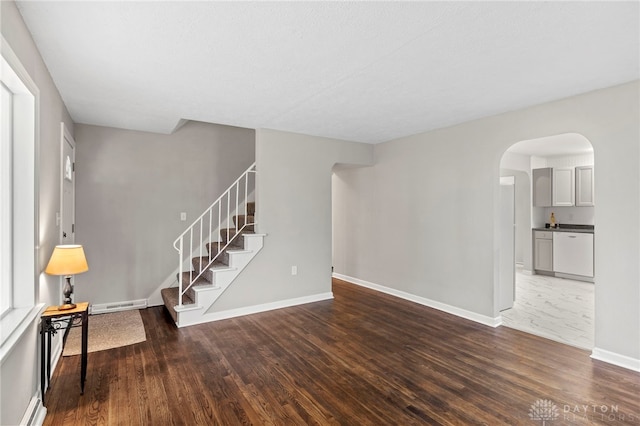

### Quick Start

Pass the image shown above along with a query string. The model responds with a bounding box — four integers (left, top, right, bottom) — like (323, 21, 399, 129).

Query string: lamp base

(58, 303, 77, 311)
(60, 276, 76, 311)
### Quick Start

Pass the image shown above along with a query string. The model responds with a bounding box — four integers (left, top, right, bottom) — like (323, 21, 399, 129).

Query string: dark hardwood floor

(44, 278, 640, 425)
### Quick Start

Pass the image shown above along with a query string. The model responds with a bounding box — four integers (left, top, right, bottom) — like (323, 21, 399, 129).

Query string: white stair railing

(173, 163, 256, 308)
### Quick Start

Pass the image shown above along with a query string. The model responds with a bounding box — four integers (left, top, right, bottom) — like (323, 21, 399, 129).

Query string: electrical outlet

(180, 212, 187, 221)
(291, 266, 298, 276)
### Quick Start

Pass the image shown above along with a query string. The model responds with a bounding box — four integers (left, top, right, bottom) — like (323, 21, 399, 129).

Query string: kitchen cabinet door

(533, 168, 552, 207)
(553, 168, 575, 206)
(575, 166, 595, 206)
(553, 232, 594, 277)
(534, 237, 553, 272)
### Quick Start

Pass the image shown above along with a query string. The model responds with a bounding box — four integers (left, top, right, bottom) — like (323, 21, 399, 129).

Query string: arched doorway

(498, 133, 595, 349)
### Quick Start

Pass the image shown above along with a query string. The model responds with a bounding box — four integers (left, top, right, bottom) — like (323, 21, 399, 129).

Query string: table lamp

(45, 245, 89, 310)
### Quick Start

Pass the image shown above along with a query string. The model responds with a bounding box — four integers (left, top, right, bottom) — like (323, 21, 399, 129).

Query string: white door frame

(59, 122, 76, 245)
(498, 176, 515, 311)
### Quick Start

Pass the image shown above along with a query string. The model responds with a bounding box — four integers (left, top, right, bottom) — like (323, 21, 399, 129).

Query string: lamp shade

(45, 245, 89, 276)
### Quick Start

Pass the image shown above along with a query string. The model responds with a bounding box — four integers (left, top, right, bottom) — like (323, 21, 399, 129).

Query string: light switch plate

(180, 212, 187, 221)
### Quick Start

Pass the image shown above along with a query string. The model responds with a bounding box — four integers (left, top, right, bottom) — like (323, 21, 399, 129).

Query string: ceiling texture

(16, 1, 640, 144)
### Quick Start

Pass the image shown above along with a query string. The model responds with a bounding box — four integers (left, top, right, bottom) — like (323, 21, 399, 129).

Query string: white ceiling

(15, 1, 640, 144)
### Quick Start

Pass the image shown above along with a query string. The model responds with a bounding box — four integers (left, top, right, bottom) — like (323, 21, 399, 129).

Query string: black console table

(40, 302, 89, 405)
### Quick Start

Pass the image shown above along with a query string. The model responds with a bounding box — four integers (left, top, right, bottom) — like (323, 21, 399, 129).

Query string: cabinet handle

(568, 235, 577, 238)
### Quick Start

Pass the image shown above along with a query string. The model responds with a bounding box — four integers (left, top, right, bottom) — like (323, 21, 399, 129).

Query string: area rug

(63, 309, 146, 356)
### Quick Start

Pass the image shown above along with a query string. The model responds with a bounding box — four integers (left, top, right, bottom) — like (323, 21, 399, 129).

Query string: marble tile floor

(500, 266, 594, 350)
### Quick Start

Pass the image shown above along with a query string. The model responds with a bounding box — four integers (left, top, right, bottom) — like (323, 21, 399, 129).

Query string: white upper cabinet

(532, 168, 552, 207)
(532, 165, 593, 207)
(552, 167, 575, 206)
(575, 166, 595, 206)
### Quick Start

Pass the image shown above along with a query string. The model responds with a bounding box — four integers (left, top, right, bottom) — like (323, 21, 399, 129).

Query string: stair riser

(192, 258, 207, 273)
(209, 269, 236, 288)
(242, 234, 264, 251)
(179, 270, 213, 286)
(221, 228, 252, 244)
(225, 251, 253, 268)
(160, 292, 178, 323)
(206, 243, 223, 257)
(185, 286, 196, 302)
(218, 251, 230, 265)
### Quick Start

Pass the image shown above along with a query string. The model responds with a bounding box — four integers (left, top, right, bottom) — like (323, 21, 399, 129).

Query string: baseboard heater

(20, 394, 46, 426)
(90, 299, 147, 315)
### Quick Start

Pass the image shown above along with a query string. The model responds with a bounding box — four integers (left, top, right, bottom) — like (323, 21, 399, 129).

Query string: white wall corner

(333, 273, 501, 328)
(591, 347, 640, 372)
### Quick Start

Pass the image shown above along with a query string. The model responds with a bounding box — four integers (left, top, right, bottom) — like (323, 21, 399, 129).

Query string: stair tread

(226, 247, 251, 252)
(210, 264, 236, 271)
(161, 287, 195, 309)
(192, 257, 228, 267)
(192, 283, 220, 290)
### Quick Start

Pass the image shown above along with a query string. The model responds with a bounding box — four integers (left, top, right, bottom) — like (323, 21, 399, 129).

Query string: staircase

(161, 164, 265, 327)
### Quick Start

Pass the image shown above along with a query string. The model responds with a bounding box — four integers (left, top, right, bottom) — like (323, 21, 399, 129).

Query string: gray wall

(208, 129, 373, 312)
(1, 1, 75, 424)
(333, 132, 498, 317)
(74, 122, 255, 305)
(333, 81, 640, 362)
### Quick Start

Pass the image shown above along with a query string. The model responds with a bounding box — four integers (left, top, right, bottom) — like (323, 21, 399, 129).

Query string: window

(0, 38, 39, 352)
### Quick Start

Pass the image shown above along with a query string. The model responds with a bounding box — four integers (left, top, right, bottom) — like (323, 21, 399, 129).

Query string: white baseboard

(591, 347, 640, 372)
(333, 273, 501, 328)
(90, 299, 147, 315)
(178, 292, 334, 328)
(20, 393, 46, 426)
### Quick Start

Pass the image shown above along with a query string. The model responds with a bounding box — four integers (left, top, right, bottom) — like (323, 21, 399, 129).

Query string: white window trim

(0, 36, 41, 359)
(1, 81, 12, 318)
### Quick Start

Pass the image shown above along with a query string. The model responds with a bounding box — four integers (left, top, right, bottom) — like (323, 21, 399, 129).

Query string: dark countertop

(533, 225, 594, 234)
